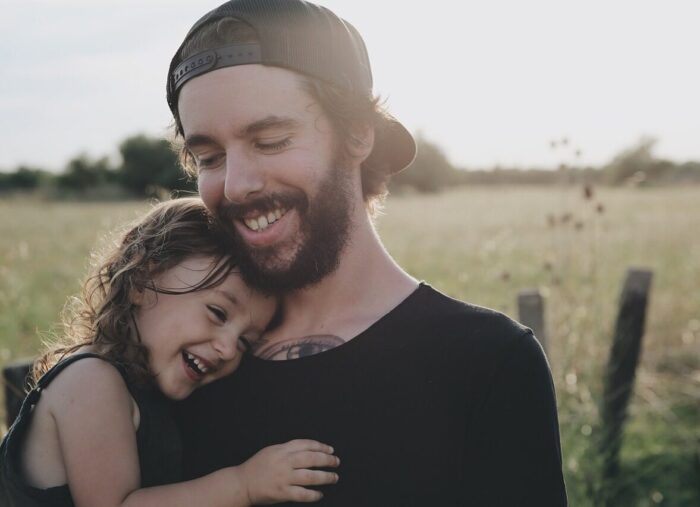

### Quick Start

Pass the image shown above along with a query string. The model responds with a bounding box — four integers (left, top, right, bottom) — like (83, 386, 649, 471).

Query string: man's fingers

(290, 450, 340, 469)
(286, 485, 325, 503)
(292, 469, 340, 486)
(284, 439, 334, 454)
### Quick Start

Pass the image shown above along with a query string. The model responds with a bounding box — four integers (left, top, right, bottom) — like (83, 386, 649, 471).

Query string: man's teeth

(244, 208, 286, 232)
(185, 352, 208, 374)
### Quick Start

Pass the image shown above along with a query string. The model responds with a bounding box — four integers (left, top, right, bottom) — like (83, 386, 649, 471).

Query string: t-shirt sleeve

(464, 330, 568, 506)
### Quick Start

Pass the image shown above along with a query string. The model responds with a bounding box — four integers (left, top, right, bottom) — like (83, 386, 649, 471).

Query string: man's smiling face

(178, 65, 357, 291)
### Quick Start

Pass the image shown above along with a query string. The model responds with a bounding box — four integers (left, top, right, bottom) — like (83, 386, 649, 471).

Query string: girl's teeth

(185, 352, 207, 375)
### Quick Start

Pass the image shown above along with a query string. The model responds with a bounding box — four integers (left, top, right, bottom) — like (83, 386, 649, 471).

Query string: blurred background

(1, 1, 699, 505)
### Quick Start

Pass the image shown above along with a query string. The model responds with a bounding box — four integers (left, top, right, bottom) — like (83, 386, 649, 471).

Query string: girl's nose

(212, 332, 240, 361)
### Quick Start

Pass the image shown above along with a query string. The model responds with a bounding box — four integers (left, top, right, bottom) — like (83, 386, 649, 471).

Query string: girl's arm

(47, 358, 338, 507)
(123, 440, 340, 506)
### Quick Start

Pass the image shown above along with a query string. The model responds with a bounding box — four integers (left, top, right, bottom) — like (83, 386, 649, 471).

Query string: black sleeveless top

(0, 353, 183, 507)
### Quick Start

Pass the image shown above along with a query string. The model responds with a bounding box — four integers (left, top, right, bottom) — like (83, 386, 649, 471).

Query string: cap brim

(367, 114, 416, 175)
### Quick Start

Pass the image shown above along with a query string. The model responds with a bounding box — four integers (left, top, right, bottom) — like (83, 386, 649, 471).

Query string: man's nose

(223, 150, 264, 204)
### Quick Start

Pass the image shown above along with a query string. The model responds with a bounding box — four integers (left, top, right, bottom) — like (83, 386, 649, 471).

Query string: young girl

(0, 198, 339, 506)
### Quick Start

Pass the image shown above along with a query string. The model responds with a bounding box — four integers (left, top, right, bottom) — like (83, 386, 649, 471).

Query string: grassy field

(1, 186, 699, 505)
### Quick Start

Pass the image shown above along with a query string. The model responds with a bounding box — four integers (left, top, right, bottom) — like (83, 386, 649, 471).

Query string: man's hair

(171, 18, 393, 211)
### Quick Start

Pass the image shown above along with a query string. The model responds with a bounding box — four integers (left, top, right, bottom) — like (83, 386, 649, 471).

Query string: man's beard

(217, 163, 355, 294)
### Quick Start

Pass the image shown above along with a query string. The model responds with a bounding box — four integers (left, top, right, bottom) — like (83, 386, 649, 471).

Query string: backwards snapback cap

(167, 0, 416, 174)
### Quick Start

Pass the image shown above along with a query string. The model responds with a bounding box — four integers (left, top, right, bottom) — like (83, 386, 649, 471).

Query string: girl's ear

(129, 287, 145, 306)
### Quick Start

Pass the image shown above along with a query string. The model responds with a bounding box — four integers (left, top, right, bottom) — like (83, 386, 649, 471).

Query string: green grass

(2, 186, 699, 505)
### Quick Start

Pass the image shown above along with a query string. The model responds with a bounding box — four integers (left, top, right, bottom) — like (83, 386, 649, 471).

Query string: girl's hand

(238, 439, 340, 504)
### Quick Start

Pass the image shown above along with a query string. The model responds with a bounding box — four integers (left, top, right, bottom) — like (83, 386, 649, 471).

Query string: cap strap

(172, 43, 262, 93)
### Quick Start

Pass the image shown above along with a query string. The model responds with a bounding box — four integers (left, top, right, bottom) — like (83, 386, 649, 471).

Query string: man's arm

(464, 330, 568, 506)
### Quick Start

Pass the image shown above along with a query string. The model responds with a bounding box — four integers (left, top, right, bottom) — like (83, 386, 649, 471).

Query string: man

(169, 1, 568, 505)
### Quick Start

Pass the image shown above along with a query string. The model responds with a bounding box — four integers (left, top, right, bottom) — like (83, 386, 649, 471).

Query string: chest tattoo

(254, 335, 345, 360)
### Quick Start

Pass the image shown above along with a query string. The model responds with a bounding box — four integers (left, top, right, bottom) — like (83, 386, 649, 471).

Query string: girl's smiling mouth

(182, 350, 213, 378)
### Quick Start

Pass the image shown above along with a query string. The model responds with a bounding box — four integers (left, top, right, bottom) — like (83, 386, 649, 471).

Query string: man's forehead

(178, 65, 319, 135)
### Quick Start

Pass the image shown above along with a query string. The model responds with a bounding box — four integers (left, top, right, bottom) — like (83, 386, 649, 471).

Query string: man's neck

(251, 209, 417, 360)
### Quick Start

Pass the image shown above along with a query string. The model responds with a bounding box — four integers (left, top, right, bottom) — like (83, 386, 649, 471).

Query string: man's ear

(346, 124, 375, 163)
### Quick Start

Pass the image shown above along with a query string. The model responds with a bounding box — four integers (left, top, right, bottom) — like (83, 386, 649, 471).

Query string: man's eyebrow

(241, 116, 300, 136)
(184, 134, 216, 151)
(215, 289, 240, 307)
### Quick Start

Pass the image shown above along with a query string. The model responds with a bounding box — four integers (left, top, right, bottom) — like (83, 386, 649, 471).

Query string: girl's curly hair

(32, 198, 237, 387)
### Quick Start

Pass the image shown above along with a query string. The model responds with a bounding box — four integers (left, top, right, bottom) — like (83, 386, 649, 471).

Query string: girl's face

(132, 256, 276, 400)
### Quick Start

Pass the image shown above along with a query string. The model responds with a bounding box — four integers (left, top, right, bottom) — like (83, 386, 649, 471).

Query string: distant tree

(390, 134, 457, 193)
(0, 166, 47, 191)
(56, 154, 115, 191)
(603, 137, 664, 185)
(676, 161, 700, 183)
(118, 135, 196, 197)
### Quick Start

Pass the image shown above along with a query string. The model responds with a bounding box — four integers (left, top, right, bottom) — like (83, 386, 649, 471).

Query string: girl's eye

(255, 138, 292, 152)
(207, 305, 227, 323)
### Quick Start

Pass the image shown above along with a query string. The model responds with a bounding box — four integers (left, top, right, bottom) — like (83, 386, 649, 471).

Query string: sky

(1, 0, 698, 171)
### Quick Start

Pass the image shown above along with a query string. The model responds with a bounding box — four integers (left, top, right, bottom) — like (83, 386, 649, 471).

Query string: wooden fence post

(600, 268, 653, 492)
(2, 359, 34, 428)
(518, 289, 547, 353)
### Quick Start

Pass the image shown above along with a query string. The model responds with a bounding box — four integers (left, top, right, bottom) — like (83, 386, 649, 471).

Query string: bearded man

(170, 1, 568, 505)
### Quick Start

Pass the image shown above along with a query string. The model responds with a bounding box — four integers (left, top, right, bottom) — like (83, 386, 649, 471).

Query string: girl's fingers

(286, 485, 324, 503)
(290, 450, 340, 469)
(283, 439, 334, 454)
(292, 469, 340, 486)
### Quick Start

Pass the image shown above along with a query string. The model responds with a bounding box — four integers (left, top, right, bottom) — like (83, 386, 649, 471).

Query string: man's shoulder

(380, 284, 549, 396)
(391, 283, 543, 369)
(405, 283, 531, 342)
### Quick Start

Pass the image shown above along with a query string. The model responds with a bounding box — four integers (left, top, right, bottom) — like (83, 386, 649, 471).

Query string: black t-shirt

(177, 284, 568, 506)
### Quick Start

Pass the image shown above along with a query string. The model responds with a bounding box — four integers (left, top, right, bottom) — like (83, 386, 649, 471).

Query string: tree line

(1, 134, 699, 198)
(0, 135, 196, 199)
(451, 137, 700, 188)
